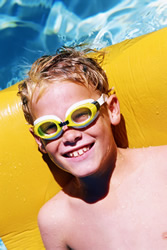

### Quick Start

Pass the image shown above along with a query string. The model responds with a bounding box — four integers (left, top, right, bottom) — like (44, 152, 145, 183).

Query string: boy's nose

(62, 126, 82, 145)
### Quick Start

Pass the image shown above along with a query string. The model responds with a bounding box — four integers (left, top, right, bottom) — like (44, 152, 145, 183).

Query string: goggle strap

(60, 120, 69, 127)
(97, 94, 108, 106)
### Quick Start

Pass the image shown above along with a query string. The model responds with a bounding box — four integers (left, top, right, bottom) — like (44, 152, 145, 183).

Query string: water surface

(0, 0, 167, 89)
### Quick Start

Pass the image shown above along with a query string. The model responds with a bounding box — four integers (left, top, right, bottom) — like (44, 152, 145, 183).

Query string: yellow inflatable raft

(0, 28, 167, 249)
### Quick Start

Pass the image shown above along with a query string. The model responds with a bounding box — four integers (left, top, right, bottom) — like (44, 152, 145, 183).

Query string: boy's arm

(38, 198, 69, 250)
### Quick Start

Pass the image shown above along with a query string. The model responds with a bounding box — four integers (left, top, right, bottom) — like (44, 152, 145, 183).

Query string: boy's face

(31, 81, 120, 178)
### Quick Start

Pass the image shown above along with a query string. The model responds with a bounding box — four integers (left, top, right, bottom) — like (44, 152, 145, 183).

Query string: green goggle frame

(33, 94, 108, 140)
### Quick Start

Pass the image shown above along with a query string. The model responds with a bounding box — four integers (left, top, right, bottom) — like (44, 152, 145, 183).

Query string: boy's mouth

(63, 143, 94, 158)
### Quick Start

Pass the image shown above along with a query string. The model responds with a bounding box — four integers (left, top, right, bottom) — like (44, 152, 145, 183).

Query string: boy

(18, 47, 167, 250)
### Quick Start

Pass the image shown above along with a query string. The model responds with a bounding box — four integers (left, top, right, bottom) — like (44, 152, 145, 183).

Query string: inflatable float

(0, 28, 167, 249)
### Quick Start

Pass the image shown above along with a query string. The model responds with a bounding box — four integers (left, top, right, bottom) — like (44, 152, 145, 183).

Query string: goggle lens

(71, 107, 92, 124)
(39, 121, 58, 135)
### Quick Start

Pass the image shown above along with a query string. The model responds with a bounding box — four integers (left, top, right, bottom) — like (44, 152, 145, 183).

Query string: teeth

(74, 151, 78, 157)
(78, 149, 83, 155)
(67, 146, 90, 158)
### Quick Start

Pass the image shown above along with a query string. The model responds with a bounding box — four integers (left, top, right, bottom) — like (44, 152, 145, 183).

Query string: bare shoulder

(146, 145, 167, 159)
(119, 145, 167, 160)
(139, 145, 167, 171)
(120, 145, 167, 169)
(38, 190, 69, 224)
(38, 190, 70, 249)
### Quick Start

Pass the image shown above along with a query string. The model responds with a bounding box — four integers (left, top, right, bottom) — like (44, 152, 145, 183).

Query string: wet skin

(31, 81, 167, 249)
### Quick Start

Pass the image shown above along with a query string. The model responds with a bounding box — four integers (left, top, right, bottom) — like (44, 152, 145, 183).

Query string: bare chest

(66, 173, 167, 250)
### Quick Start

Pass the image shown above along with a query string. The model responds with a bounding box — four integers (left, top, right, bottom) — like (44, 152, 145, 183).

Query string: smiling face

(31, 81, 120, 178)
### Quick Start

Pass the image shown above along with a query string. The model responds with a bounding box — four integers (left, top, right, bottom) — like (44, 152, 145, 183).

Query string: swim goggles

(33, 94, 108, 140)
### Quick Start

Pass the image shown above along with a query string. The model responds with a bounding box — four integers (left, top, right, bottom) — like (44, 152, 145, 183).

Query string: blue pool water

(0, 0, 167, 90)
(0, 238, 6, 250)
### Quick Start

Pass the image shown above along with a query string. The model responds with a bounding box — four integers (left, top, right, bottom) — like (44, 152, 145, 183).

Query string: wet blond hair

(18, 47, 109, 125)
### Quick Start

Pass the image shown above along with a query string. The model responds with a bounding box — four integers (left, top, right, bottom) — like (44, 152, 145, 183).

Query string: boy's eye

(40, 122, 58, 134)
(71, 108, 91, 123)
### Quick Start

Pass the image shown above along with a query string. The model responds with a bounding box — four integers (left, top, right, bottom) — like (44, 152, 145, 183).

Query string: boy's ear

(107, 95, 121, 125)
(29, 127, 47, 154)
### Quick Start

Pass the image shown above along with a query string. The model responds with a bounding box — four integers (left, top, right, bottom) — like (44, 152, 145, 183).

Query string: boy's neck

(78, 168, 113, 203)
(64, 148, 128, 204)
(68, 149, 119, 204)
